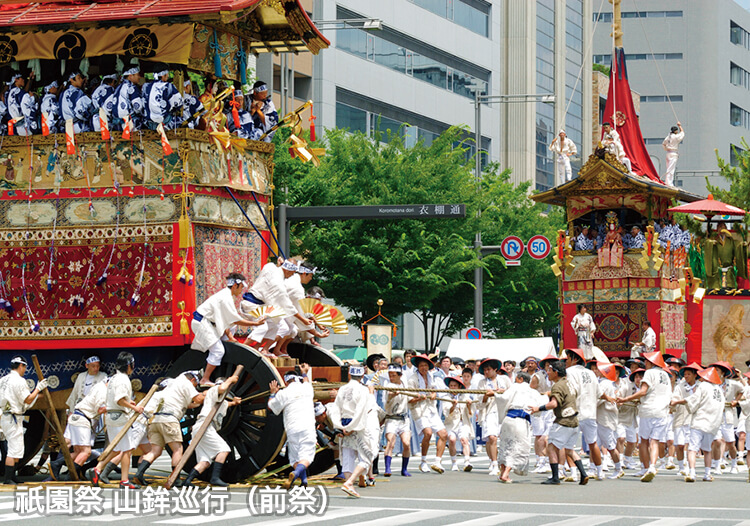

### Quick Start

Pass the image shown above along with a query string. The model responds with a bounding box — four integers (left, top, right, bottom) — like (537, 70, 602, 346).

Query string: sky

(736, 0, 750, 9)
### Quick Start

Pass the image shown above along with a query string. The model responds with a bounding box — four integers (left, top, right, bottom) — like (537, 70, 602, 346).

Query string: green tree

(712, 142, 750, 226)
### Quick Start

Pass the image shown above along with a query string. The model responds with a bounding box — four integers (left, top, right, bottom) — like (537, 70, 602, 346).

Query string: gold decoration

(177, 301, 190, 335)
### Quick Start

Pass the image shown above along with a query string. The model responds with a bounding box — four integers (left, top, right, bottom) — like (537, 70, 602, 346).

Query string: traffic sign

(466, 327, 482, 340)
(505, 260, 521, 266)
(500, 236, 524, 260)
(527, 235, 551, 259)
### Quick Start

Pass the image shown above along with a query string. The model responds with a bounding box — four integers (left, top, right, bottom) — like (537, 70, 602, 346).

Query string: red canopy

(601, 48, 661, 183)
(667, 195, 746, 216)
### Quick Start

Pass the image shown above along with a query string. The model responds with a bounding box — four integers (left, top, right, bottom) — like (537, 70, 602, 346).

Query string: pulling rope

(225, 187, 280, 259)
(630, 0, 680, 123)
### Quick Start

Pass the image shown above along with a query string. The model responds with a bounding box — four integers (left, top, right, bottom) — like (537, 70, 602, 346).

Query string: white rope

(562, 0, 608, 121)
(631, 0, 680, 122)
(611, 3, 616, 131)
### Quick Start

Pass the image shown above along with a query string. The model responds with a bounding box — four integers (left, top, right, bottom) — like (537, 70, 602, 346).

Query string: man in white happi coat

(710, 362, 744, 474)
(133, 371, 204, 485)
(619, 367, 644, 469)
(571, 305, 596, 358)
(549, 129, 577, 183)
(268, 365, 317, 488)
(593, 362, 624, 479)
(274, 262, 316, 356)
(671, 365, 724, 482)
(601, 122, 632, 172)
(181, 374, 242, 487)
(66, 355, 107, 412)
(564, 348, 604, 480)
(62, 377, 108, 481)
(617, 351, 672, 482)
(0, 356, 48, 484)
(443, 376, 474, 473)
(476, 358, 511, 476)
(245, 259, 307, 353)
(494, 371, 539, 483)
(671, 362, 700, 476)
(90, 352, 144, 488)
(408, 354, 449, 475)
(381, 364, 413, 477)
(330, 365, 378, 498)
(662, 122, 684, 186)
(530, 356, 554, 474)
(192, 272, 265, 385)
(630, 320, 656, 358)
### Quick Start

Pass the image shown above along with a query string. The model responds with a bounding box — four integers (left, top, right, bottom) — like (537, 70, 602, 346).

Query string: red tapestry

(592, 301, 648, 356)
(0, 225, 173, 339)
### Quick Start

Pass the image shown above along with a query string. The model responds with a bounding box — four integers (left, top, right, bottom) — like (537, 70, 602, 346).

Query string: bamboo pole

(31, 355, 79, 481)
(98, 384, 159, 463)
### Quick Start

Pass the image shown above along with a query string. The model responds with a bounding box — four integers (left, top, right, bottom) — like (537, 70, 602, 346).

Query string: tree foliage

(712, 141, 750, 226)
(273, 126, 563, 351)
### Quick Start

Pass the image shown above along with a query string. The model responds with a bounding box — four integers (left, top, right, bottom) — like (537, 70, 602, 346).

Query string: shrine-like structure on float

(533, 40, 749, 366)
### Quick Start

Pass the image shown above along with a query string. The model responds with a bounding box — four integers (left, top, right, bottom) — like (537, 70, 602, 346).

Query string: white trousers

(555, 154, 572, 183)
(664, 151, 678, 186)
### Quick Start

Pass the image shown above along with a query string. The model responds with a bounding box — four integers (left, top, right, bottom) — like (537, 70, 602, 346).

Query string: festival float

(532, 7, 749, 367)
(0, 0, 344, 480)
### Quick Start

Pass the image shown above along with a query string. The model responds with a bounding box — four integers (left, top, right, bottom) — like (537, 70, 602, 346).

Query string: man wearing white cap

(0, 355, 48, 484)
(268, 364, 317, 489)
(549, 129, 577, 184)
(249, 81, 278, 142)
(330, 365, 378, 498)
(143, 64, 183, 130)
(111, 66, 145, 131)
(66, 355, 107, 411)
(61, 71, 94, 133)
(91, 74, 117, 132)
(41, 81, 61, 135)
(192, 272, 266, 385)
(133, 371, 204, 486)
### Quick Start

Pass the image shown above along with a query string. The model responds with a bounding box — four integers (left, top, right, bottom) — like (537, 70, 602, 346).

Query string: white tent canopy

(446, 337, 557, 364)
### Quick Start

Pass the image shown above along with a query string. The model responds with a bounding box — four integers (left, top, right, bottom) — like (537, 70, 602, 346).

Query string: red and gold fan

(241, 304, 287, 319)
(297, 298, 333, 326)
(328, 307, 349, 334)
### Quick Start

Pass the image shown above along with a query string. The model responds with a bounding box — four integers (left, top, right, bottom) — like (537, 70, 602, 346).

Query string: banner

(0, 24, 193, 65)
(366, 324, 392, 361)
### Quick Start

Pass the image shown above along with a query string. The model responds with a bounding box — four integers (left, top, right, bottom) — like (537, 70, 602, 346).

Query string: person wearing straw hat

(549, 129, 577, 184)
(662, 122, 684, 187)
(0, 355, 48, 484)
(672, 362, 702, 476)
(617, 351, 671, 482)
(133, 371, 204, 486)
(671, 365, 724, 482)
(268, 364, 317, 489)
(564, 348, 604, 480)
(494, 371, 539, 483)
(619, 367, 644, 470)
(593, 362, 624, 479)
(708, 361, 744, 475)
(442, 375, 474, 473)
(407, 354, 448, 474)
(382, 364, 413, 477)
(331, 365, 379, 498)
(476, 357, 511, 477)
(530, 360, 589, 485)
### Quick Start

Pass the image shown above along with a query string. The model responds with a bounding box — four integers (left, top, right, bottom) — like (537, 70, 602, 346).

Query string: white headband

(314, 401, 326, 416)
(155, 70, 169, 79)
(86, 356, 100, 365)
(8, 73, 22, 86)
(10, 356, 27, 365)
(68, 71, 81, 81)
(349, 365, 365, 377)
(124, 67, 140, 77)
(253, 84, 268, 93)
(102, 74, 117, 81)
(281, 260, 298, 272)
(298, 265, 316, 275)
(226, 278, 247, 287)
(184, 80, 191, 88)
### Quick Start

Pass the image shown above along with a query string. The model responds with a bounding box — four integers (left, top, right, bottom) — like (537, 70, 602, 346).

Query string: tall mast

(610, 0, 623, 47)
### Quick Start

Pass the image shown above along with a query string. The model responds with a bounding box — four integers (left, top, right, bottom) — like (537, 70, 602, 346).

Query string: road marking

(448, 512, 537, 525)
(636, 520, 701, 526)
(155, 508, 253, 524)
(539, 516, 618, 526)
(238, 506, 379, 526)
(337, 509, 448, 526)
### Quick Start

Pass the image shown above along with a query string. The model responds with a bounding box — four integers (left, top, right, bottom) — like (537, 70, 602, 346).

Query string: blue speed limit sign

(527, 235, 551, 259)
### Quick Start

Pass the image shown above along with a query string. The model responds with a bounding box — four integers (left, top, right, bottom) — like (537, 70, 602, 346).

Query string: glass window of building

(409, 0, 490, 37)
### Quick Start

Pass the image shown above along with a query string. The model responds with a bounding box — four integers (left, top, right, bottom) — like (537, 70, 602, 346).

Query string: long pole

(31, 355, 78, 481)
(474, 89, 483, 331)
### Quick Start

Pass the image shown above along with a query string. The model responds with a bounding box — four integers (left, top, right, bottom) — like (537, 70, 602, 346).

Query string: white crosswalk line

(238, 506, 380, 526)
(337, 509, 450, 526)
(635, 520, 702, 526)
(443, 512, 537, 525)
(538, 516, 618, 526)
(154, 508, 251, 524)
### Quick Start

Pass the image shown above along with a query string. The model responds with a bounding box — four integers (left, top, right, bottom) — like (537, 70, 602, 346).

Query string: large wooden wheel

(166, 341, 285, 482)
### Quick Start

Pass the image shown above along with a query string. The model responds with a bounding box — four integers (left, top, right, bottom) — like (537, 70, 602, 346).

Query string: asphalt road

(2, 452, 750, 525)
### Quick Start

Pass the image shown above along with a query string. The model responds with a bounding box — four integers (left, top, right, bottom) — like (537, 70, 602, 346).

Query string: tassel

(46, 278, 53, 291)
(41, 113, 49, 136)
(238, 39, 247, 85)
(65, 119, 76, 155)
(212, 29, 223, 78)
(309, 103, 316, 142)
(122, 115, 132, 140)
(180, 316, 189, 335)
(96, 272, 107, 286)
(99, 108, 110, 140)
(157, 123, 173, 155)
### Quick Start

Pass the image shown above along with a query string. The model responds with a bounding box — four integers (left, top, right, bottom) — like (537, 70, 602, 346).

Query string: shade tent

(667, 196, 746, 216)
(446, 337, 557, 364)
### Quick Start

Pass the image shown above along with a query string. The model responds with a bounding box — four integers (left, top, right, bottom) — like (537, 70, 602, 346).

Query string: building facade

(592, 0, 750, 195)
